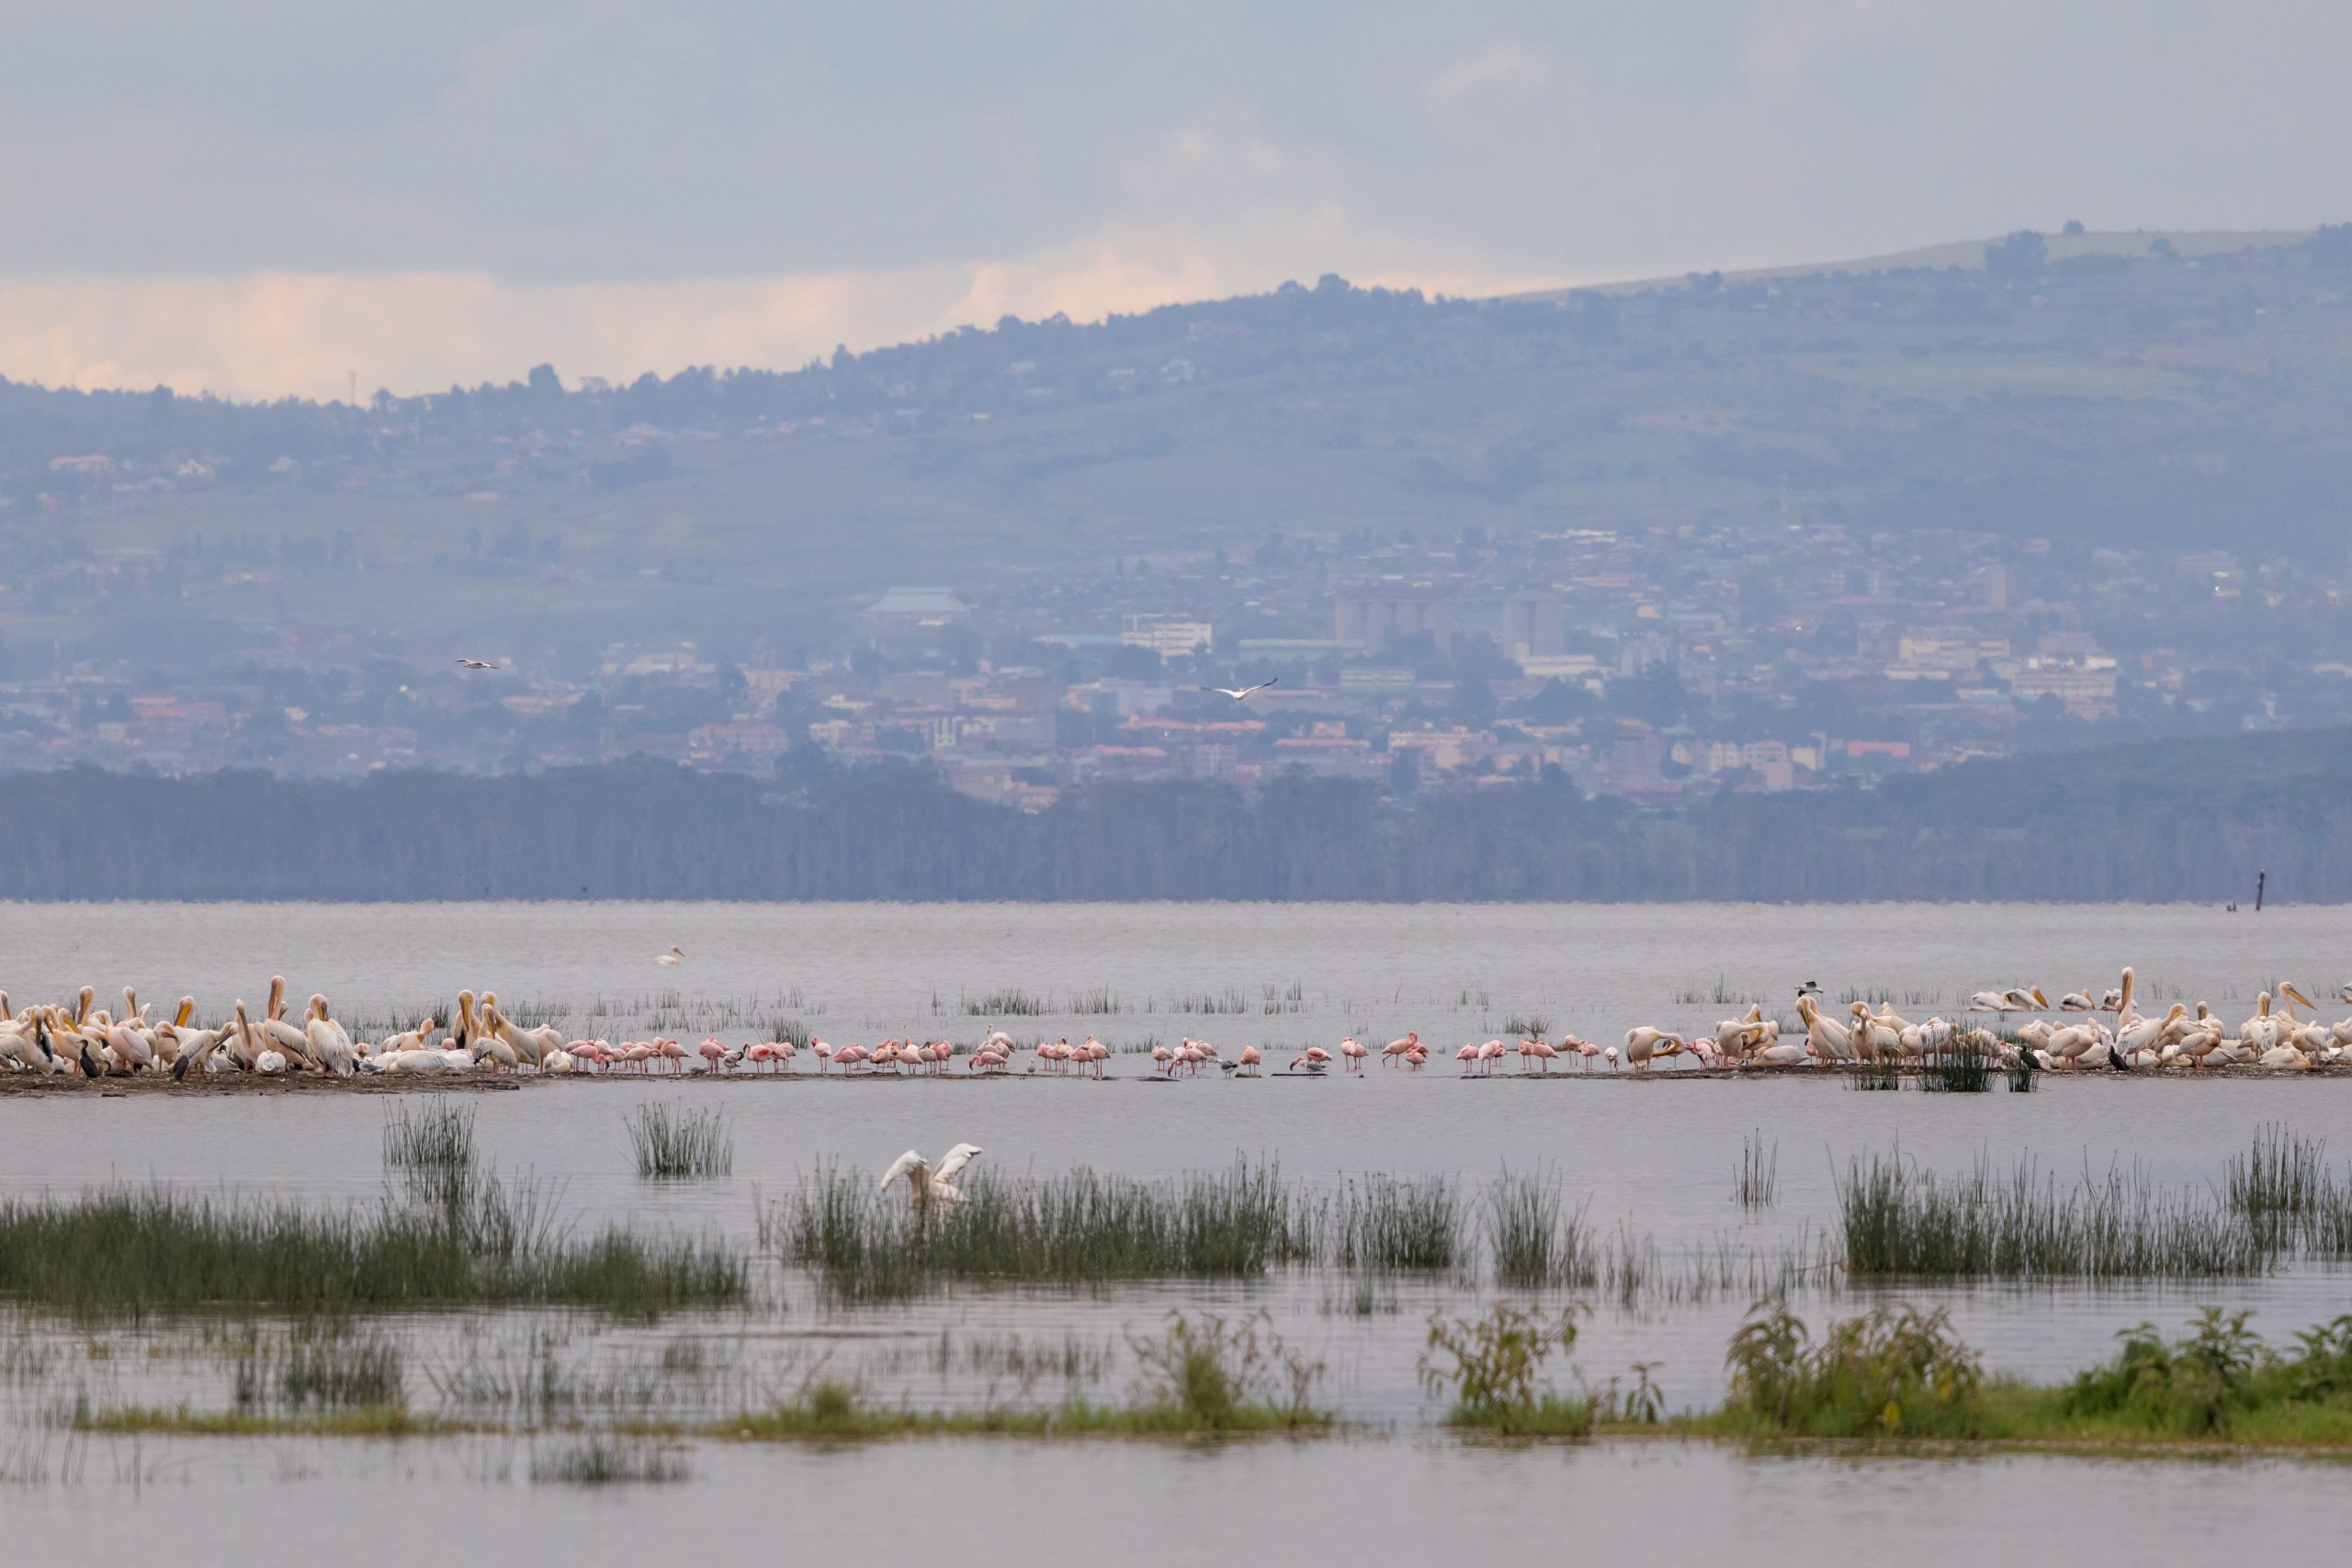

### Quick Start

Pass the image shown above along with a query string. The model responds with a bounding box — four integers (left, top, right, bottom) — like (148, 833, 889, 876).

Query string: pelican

(480, 996, 562, 1069)
(655, 946, 684, 967)
(2056, 990, 2096, 1012)
(880, 1144, 984, 1208)
(300, 995, 357, 1076)
(2116, 1004, 2184, 1056)
(1204, 678, 1277, 701)
(1797, 996, 1853, 1062)
(1622, 1027, 1682, 1072)
(2241, 992, 2282, 1050)
(261, 977, 318, 1067)
(2113, 968, 2143, 1029)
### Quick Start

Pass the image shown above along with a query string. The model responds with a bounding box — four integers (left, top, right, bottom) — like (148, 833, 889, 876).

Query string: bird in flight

(455, 658, 500, 670)
(1204, 677, 1278, 701)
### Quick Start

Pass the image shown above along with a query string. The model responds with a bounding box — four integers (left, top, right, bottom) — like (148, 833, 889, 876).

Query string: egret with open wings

(880, 1143, 985, 1207)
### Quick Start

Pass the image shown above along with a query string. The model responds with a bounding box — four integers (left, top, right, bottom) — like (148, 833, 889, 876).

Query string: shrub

(1724, 1300, 1983, 1437)
(1419, 1301, 1592, 1436)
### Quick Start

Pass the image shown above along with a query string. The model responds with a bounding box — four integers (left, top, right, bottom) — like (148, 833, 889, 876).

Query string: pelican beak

(2285, 985, 2314, 1010)
(2032, 989, 2049, 1009)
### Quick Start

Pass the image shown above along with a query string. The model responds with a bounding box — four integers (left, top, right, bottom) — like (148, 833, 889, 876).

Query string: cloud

(1430, 44, 1555, 104)
(1, 3, 2347, 393)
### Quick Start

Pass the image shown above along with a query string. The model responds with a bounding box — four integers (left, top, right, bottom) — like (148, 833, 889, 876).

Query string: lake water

(4, 900, 2351, 1562)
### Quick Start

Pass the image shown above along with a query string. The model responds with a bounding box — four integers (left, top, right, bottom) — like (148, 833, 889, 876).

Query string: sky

(4, 1, 2346, 399)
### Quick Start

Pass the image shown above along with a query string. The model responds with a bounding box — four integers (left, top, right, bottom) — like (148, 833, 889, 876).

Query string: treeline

(3, 731, 2348, 903)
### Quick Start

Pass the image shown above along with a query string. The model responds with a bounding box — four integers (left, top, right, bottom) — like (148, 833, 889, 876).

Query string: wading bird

(880, 1144, 985, 1208)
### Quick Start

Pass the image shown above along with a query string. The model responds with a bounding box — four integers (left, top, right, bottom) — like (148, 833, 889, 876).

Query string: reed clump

(1848, 1058, 1903, 1091)
(382, 1102, 476, 1170)
(1837, 1152, 2269, 1280)
(0, 1173, 744, 1317)
(1734, 1133, 1778, 1209)
(530, 1433, 689, 1485)
(775, 1161, 1316, 1301)
(1920, 1049, 1992, 1093)
(237, 1324, 406, 1413)
(964, 988, 1049, 1017)
(1485, 1173, 1597, 1289)
(1329, 1176, 1461, 1271)
(627, 1104, 734, 1179)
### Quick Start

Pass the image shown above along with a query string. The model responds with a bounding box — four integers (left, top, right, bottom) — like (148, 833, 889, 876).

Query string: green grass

(1837, 1150, 2272, 1280)
(1329, 1176, 1461, 1271)
(1734, 1133, 1778, 1209)
(75, 1404, 457, 1438)
(773, 1161, 1315, 1301)
(531, 1432, 690, 1485)
(964, 988, 1049, 1017)
(381, 1102, 475, 1170)
(1919, 1050, 1992, 1093)
(0, 1173, 744, 1317)
(626, 1103, 733, 1179)
(1421, 1301, 1593, 1436)
(1485, 1172, 1597, 1289)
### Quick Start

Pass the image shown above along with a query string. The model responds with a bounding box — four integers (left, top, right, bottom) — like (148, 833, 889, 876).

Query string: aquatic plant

(1848, 1058, 1903, 1091)
(530, 1433, 689, 1485)
(626, 1103, 734, 1179)
(1498, 1015, 1551, 1039)
(1734, 1133, 1779, 1209)
(236, 1324, 406, 1413)
(381, 1102, 476, 1171)
(963, 988, 1050, 1017)
(1722, 1300, 1983, 1438)
(1125, 1310, 1327, 1430)
(1837, 1152, 2269, 1280)
(1419, 1301, 1591, 1436)
(0, 1174, 744, 1317)
(1485, 1172, 1597, 1290)
(1329, 1175, 1461, 1271)
(1919, 1049, 1992, 1093)
(775, 1161, 1315, 1301)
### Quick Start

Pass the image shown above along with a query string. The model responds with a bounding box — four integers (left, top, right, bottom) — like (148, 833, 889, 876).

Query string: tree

(1984, 231, 2048, 281)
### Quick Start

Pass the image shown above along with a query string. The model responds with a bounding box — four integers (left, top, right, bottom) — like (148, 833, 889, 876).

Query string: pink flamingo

(746, 1043, 776, 1072)
(1525, 1038, 1561, 1074)
(1381, 1032, 1419, 1066)
(1477, 1039, 1507, 1075)
(1405, 1045, 1428, 1072)
(698, 1037, 726, 1074)
(1150, 1043, 1175, 1077)
(1453, 1043, 1480, 1072)
(1340, 1037, 1368, 1073)
(1238, 1043, 1262, 1077)
(1303, 1045, 1332, 1068)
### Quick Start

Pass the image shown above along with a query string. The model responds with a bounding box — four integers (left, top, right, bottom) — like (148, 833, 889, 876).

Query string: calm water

(5, 901, 2351, 1561)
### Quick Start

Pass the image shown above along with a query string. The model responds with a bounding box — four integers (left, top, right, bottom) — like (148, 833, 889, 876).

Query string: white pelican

(2056, 990, 2095, 1012)
(2116, 1004, 2183, 1056)
(480, 995, 562, 1069)
(880, 1144, 984, 1208)
(2113, 968, 2143, 1029)
(1965, 988, 2047, 1013)
(304, 995, 356, 1076)
(655, 946, 684, 967)
(1798, 996, 1852, 1062)
(262, 977, 318, 1067)
(1204, 678, 1277, 701)
(1622, 1027, 1682, 1072)
(2240, 992, 2282, 1050)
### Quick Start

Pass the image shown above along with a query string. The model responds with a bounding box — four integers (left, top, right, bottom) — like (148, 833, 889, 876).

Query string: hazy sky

(5, 1, 2346, 398)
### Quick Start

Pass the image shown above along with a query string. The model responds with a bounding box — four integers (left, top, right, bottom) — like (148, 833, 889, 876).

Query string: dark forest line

(3, 728, 2348, 903)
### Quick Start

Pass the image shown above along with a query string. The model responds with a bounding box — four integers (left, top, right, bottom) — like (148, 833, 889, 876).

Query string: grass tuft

(627, 1103, 734, 1179)
(382, 1102, 475, 1170)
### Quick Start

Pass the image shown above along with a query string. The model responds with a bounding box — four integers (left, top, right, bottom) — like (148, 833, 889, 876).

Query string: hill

(6, 225, 2352, 660)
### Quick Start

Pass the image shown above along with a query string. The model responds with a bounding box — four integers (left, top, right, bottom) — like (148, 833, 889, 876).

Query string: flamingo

(1524, 1038, 1561, 1073)
(1339, 1037, 1369, 1073)
(1381, 1032, 1419, 1066)
(1238, 1043, 1262, 1077)
(698, 1037, 727, 1073)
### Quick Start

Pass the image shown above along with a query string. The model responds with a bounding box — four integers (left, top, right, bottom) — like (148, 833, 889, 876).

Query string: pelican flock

(5, 964, 2351, 1087)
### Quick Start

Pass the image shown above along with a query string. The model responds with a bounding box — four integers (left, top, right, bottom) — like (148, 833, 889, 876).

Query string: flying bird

(455, 658, 501, 670)
(1204, 677, 1278, 701)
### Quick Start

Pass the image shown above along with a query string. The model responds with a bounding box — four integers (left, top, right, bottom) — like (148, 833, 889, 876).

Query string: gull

(880, 1143, 984, 1208)
(455, 658, 501, 670)
(1204, 677, 1277, 701)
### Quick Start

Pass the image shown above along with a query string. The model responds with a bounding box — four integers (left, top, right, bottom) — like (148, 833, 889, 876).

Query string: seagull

(880, 1143, 984, 1208)
(655, 945, 684, 966)
(1204, 677, 1277, 701)
(455, 658, 500, 670)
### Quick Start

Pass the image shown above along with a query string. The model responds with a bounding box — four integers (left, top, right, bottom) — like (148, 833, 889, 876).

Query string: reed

(2005, 1052, 2039, 1091)
(775, 1161, 1316, 1301)
(1069, 987, 1123, 1015)
(770, 1018, 813, 1050)
(1485, 1172, 1597, 1290)
(1849, 1058, 1903, 1091)
(236, 1324, 405, 1413)
(530, 1433, 689, 1485)
(381, 1102, 476, 1170)
(0, 1174, 744, 1317)
(626, 1104, 734, 1179)
(1329, 1176, 1460, 1271)
(1498, 1015, 1551, 1039)
(963, 988, 1050, 1017)
(1920, 1049, 1992, 1093)
(1837, 1152, 2270, 1280)
(2225, 1125, 2328, 1218)
(1734, 1133, 1779, 1209)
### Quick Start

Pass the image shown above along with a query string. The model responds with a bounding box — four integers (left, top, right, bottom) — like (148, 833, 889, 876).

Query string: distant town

(3, 506, 2338, 805)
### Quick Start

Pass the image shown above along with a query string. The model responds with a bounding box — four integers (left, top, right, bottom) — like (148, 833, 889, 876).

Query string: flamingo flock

(8, 966, 2352, 1086)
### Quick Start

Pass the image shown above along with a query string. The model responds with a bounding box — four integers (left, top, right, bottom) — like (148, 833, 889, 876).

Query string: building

(1120, 615, 1215, 658)
(1335, 584, 1453, 654)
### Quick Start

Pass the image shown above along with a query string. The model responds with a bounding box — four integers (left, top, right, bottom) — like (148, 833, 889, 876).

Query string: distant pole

(2255, 870, 2267, 912)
